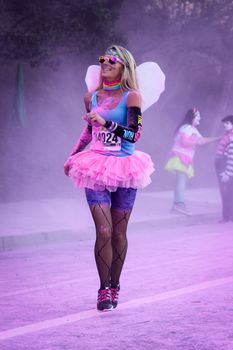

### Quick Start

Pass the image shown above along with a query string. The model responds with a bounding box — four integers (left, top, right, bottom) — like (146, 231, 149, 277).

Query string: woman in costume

(215, 115, 233, 223)
(165, 108, 219, 215)
(64, 45, 165, 311)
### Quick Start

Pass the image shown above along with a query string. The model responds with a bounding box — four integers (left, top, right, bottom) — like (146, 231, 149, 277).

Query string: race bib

(92, 127, 121, 151)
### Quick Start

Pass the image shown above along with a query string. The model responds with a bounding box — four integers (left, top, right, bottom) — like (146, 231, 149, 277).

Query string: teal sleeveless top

(90, 91, 135, 157)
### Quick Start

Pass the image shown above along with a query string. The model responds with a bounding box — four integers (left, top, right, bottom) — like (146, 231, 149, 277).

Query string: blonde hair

(97, 45, 139, 91)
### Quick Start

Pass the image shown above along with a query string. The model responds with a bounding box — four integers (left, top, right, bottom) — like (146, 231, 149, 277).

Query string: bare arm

(196, 136, 220, 146)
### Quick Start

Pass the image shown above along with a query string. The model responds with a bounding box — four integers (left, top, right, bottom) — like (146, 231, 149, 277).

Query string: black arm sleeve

(105, 106, 142, 143)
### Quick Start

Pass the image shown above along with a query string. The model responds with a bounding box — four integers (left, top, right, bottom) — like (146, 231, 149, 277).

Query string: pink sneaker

(97, 288, 113, 311)
(111, 285, 120, 309)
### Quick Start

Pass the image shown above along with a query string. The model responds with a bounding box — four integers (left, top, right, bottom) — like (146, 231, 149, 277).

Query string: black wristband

(105, 120, 112, 128)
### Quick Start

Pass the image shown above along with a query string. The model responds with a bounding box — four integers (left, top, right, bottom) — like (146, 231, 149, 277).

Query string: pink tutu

(66, 149, 154, 191)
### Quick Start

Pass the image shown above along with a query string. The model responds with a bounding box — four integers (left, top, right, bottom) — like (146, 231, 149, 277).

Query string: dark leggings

(85, 187, 137, 289)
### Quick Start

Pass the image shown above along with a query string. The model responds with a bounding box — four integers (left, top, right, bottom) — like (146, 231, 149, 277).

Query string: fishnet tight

(89, 203, 132, 289)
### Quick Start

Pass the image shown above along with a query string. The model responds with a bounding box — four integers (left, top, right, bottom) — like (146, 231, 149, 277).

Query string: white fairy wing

(136, 62, 165, 112)
(85, 62, 166, 112)
(85, 65, 101, 93)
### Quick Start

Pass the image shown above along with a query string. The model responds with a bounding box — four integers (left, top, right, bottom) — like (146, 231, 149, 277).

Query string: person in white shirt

(165, 108, 219, 215)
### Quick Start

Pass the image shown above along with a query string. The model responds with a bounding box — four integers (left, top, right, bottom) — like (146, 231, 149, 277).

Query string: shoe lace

(111, 287, 119, 301)
(98, 288, 110, 302)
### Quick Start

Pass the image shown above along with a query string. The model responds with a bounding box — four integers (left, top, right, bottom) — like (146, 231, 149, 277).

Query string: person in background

(64, 45, 154, 311)
(165, 108, 219, 215)
(215, 115, 233, 223)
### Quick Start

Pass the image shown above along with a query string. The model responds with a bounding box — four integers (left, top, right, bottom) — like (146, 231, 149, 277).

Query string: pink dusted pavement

(0, 203, 233, 349)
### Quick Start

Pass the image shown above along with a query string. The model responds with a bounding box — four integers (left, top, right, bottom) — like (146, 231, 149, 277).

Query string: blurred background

(1, 0, 233, 202)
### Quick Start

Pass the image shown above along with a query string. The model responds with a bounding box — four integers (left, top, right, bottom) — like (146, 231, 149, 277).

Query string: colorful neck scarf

(103, 80, 122, 91)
